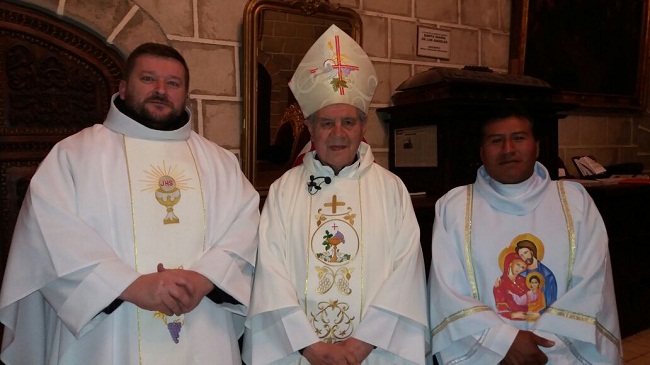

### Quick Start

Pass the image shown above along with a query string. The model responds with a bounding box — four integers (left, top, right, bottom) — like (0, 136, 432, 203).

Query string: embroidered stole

(124, 136, 205, 363)
(463, 182, 576, 301)
(305, 181, 363, 343)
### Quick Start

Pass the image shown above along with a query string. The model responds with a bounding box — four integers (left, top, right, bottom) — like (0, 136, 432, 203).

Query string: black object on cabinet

(377, 66, 575, 198)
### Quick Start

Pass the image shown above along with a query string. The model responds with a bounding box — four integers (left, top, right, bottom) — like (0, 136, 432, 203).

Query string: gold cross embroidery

(324, 195, 345, 214)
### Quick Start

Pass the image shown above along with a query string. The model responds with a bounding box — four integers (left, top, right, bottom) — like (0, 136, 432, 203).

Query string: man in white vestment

(428, 108, 621, 364)
(243, 25, 430, 365)
(0, 43, 260, 364)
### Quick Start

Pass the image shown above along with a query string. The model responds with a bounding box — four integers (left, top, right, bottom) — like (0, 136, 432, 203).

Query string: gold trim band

(546, 307, 621, 352)
(464, 185, 479, 300)
(557, 181, 576, 291)
(431, 305, 492, 337)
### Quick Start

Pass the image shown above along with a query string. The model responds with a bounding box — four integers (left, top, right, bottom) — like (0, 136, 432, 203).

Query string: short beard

(125, 94, 183, 130)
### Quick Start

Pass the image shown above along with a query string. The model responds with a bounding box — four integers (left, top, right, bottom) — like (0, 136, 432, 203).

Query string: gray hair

(307, 107, 367, 124)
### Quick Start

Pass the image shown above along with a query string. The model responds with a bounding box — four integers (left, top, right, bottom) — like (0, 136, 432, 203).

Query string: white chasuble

(244, 142, 430, 365)
(428, 163, 621, 364)
(124, 136, 205, 363)
(306, 182, 363, 344)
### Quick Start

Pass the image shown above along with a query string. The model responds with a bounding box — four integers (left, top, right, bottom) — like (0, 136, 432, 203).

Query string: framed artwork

(509, 0, 650, 110)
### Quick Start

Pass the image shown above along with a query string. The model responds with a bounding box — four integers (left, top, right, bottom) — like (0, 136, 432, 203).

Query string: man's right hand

(501, 330, 554, 365)
(118, 269, 193, 316)
(301, 342, 359, 365)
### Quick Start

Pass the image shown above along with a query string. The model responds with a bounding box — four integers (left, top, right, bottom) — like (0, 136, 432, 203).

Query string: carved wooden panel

(0, 2, 124, 284)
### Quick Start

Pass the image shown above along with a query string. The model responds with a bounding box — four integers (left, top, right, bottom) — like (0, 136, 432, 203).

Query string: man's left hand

(157, 263, 215, 313)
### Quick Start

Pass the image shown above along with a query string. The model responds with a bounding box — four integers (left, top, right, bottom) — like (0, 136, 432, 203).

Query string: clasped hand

(500, 330, 555, 365)
(119, 263, 214, 316)
(301, 338, 374, 365)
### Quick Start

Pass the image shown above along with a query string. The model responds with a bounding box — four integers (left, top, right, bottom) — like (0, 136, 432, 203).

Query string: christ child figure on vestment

(525, 273, 546, 321)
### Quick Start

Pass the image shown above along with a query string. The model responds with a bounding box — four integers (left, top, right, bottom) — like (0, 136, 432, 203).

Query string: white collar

(103, 93, 192, 141)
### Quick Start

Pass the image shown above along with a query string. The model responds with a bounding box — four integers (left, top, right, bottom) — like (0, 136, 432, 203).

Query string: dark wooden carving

(0, 2, 125, 284)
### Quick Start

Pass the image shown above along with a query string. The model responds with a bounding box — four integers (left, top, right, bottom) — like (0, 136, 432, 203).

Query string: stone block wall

(13, 0, 650, 177)
(559, 113, 650, 177)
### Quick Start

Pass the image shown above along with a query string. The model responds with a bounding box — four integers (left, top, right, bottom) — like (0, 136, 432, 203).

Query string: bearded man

(0, 43, 259, 365)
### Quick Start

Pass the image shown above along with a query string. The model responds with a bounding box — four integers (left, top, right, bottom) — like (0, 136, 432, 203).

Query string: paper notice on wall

(394, 125, 438, 167)
(417, 26, 450, 59)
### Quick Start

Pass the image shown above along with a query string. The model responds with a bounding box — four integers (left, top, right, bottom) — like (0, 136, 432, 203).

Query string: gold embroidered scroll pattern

(309, 299, 356, 343)
(308, 194, 361, 343)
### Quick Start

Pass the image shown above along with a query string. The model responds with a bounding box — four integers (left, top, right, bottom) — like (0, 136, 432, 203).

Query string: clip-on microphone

(307, 175, 331, 195)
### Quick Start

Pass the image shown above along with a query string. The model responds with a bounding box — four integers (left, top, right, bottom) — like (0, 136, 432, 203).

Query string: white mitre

(289, 24, 378, 118)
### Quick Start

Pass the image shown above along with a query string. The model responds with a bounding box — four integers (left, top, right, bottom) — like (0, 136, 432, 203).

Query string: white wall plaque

(417, 26, 450, 59)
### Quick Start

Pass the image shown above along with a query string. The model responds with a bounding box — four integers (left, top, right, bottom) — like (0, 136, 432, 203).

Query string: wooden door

(0, 2, 124, 285)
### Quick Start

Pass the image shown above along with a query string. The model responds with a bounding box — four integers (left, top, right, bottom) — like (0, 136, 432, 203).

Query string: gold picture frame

(241, 0, 362, 195)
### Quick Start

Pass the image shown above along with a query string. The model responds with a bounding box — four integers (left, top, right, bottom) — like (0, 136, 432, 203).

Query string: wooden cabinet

(379, 101, 564, 197)
(377, 66, 573, 198)
(586, 184, 650, 337)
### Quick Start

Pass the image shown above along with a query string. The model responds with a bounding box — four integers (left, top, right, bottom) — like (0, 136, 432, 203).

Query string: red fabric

(292, 142, 315, 167)
(493, 252, 528, 320)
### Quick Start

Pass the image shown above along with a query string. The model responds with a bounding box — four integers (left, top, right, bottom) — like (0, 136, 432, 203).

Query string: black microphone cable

(306, 175, 331, 195)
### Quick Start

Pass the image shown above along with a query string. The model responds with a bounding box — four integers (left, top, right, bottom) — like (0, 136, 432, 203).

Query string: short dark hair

(480, 106, 537, 141)
(123, 43, 190, 89)
(529, 275, 541, 283)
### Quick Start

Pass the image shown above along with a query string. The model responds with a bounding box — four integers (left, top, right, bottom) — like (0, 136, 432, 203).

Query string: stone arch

(17, 0, 170, 55)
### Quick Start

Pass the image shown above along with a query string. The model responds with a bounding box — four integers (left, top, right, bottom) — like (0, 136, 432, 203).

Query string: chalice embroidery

(317, 229, 351, 263)
(141, 161, 193, 225)
(156, 175, 181, 224)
